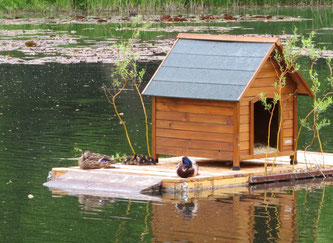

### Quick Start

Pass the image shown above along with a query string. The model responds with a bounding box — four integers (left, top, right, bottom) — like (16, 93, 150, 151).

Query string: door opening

(253, 98, 279, 155)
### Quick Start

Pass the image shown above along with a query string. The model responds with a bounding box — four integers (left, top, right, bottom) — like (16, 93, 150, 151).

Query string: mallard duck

(78, 150, 115, 169)
(122, 154, 158, 165)
(176, 157, 199, 178)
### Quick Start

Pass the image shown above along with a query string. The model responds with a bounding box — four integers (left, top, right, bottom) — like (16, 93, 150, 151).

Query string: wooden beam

(233, 102, 240, 170)
(177, 33, 280, 44)
(279, 99, 284, 152)
(152, 97, 158, 159)
(250, 169, 333, 184)
(156, 145, 233, 160)
(292, 94, 298, 163)
(156, 120, 233, 134)
(156, 102, 234, 116)
(158, 97, 235, 108)
(250, 99, 254, 155)
(156, 110, 233, 125)
(156, 128, 234, 143)
(156, 137, 233, 152)
(240, 150, 294, 160)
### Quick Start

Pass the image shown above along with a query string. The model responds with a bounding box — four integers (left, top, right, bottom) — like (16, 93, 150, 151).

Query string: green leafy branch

(103, 15, 151, 157)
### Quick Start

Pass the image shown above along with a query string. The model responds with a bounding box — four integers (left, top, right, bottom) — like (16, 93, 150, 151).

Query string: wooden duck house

(142, 33, 313, 170)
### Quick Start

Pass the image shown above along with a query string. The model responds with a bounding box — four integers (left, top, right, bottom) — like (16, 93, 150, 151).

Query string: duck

(146, 156, 158, 165)
(123, 154, 138, 165)
(176, 157, 199, 178)
(78, 150, 115, 169)
(122, 154, 158, 165)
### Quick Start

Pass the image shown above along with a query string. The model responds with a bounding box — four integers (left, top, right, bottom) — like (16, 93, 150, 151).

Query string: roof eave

(275, 45, 314, 98)
(290, 70, 314, 98)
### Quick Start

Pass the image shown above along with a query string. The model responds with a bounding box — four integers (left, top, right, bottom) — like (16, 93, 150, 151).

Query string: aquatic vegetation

(0, 0, 331, 13)
(0, 13, 304, 26)
(0, 12, 312, 65)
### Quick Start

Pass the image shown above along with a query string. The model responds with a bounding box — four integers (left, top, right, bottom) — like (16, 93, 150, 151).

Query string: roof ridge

(177, 33, 281, 45)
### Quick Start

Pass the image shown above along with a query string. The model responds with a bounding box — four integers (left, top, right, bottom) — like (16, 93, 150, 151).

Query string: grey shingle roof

(142, 38, 274, 101)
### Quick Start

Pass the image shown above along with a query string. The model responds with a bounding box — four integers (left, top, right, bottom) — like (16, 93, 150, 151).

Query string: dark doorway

(253, 99, 279, 154)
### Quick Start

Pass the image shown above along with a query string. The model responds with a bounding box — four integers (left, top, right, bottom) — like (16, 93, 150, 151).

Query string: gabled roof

(142, 33, 313, 101)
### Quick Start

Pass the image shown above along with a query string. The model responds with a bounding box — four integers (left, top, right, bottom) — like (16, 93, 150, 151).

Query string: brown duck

(78, 150, 115, 169)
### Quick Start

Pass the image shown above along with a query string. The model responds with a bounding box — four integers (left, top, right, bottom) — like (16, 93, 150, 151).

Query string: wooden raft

(44, 151, 333, 198)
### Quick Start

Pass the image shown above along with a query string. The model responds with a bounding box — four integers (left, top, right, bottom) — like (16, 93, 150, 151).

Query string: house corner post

(291, 94, 298, 165)
(152, 97, 158, 159)
(233, 102, 240, 170)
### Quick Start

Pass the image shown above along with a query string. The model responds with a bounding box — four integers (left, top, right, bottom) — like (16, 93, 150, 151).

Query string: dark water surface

(1, 6, 333, 243)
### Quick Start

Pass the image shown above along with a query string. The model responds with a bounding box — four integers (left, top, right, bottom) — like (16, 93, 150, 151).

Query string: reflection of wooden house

(151, 192, 297, 242)
(143, 33, 313, 170)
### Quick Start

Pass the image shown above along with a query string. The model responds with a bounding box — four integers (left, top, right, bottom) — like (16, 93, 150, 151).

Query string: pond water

(0, 6, 333, 242)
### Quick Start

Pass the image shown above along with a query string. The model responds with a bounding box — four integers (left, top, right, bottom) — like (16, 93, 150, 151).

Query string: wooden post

(233, 102, 240, 170)
(249, 99, 255, 155)
(291, 94, 298, 165)
(152, 96, 158, 159)
(279, 99, 284, 152)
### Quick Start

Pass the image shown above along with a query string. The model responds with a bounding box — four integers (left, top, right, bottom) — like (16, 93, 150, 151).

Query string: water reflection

(151, 192, 295, 242)
(77, 195, 115, 212)
(47, 178, 333, 242)
(175, 200, 199, 220)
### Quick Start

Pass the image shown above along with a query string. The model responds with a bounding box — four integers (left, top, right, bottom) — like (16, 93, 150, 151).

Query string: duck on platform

(176, 156, 199, 178)
(122, 154, 158, 165)
(78, 150, 115, 169)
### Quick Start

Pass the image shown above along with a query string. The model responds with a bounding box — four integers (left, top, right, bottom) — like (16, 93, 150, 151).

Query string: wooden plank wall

(239, 58, 296, 157)
(155, 97, 234, 160)
(282, 94, 296, 152)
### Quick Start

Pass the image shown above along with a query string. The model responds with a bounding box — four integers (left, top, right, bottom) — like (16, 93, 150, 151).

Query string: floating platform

(44, 151, 333, 201)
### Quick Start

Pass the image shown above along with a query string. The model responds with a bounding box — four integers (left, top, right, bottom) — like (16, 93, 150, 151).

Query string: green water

(0, 6, 333, 242)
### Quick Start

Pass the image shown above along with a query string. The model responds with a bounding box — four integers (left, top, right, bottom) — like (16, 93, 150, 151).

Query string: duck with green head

(176, 157, 199, 178)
